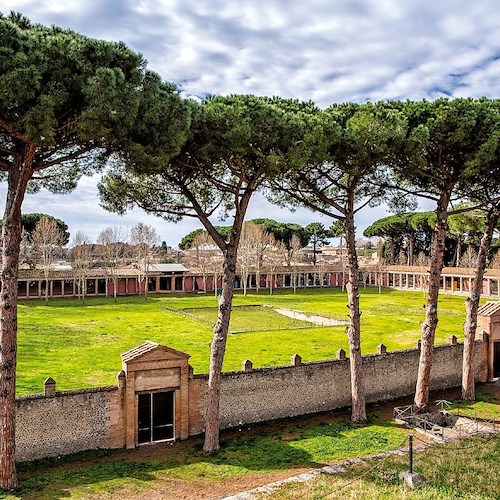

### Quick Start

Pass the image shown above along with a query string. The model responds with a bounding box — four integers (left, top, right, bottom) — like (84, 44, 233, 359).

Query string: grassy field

(16, 287, 479, 395)
(3, 415, 410, 499)
(271, 434, 500, 499)
(2, 385, 498, 499)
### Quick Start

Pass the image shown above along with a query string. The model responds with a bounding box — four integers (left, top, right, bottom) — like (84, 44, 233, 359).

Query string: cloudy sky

(2, 0, 499, 246)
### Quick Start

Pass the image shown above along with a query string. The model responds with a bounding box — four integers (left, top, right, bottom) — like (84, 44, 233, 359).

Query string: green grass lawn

(3, 385, 499, 499)
(16, 287, 483, 395)
(271, 434, 500, 499)
(5, 414, 407, 499)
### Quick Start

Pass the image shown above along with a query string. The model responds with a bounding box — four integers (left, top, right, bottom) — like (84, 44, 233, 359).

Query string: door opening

(138, 391, 174, 444)
(494, 342, 500, 378)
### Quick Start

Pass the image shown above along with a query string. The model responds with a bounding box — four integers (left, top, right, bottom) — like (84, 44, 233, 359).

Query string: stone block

(44, 377, 56, 397)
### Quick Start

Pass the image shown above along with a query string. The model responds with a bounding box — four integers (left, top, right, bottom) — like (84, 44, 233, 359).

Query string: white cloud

(1, 0, 499, 244)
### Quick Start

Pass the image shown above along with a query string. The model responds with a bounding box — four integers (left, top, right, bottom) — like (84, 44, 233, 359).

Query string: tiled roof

(121, 340, 159, 363)
(477, 302, 500, 317)
(121, 341, 190, 363)
(18, 267, 142, 279)
(384, 265, 500, 277)
(148, 264, 188, 273)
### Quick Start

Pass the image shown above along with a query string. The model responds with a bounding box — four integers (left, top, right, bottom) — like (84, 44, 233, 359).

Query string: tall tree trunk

(345, 194, 367, 423)
(213, 272, 218, 297)
(1, 146, 34, 490)
(390, 238, 396, 264)
(414, 188, 451, 410)
(203, 247, 236, 452)
(340, 235, 346, 292)
(242, 271, 247, 296)
(44, 275, 49, 305)
(456, 237, 462, 267)
(462, 210, 499, 401)
(408, 233, 414, 266)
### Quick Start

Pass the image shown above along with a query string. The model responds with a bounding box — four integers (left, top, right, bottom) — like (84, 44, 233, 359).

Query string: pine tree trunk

(456, 237, 462, 267)
(1, 147, 34, 490)
(462, 210, 499, 401)
(345, 195, 367, 423)
(414, 188, 451, 410)
(203, 247, 236, 452)
(408, 233, 414, 266)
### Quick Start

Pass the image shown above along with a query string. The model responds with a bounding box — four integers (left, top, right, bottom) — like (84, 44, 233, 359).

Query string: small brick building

(120, 341, 193, 447)
(476, 301, 500, 379)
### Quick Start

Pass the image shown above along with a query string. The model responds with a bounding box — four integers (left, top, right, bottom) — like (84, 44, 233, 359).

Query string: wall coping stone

(16, 339, 485, 397)
(16, 385, 117, 402)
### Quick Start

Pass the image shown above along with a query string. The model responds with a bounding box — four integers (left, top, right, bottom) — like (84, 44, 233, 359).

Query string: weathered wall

(217, 341, 488, 429)
(15, 339, 488, 462)
(188, 375, 208, 436)
(15, 387, 120, 462)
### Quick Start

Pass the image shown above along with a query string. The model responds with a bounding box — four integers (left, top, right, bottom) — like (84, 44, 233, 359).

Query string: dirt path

(273, 307, 347, 326)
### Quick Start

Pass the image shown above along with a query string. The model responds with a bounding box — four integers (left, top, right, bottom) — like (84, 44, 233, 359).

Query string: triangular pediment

(121, 340, 190, 364)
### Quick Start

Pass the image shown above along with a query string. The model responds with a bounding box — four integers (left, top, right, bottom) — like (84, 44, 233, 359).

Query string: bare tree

(277, 234, 305, 293)
(182, 231, 217, 293)
(262, 235, 283, 295)
(31, 216, 65, 305)
(414, 252, 430, 267)
(316, 258, 330, 287)
(97, 227, 127, 303)
(69, 231, 93, 304)
(459, 247, 479, 268)
(237, 222, 272, 296)
(19, 229, 35, 269)
(237, 224, 254, 296)
(130, 223, 160, 300)
(208, 247, 224, 296)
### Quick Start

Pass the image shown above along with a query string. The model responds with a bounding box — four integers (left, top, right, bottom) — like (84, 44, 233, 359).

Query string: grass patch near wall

(270, 434, 500, 499)
(16, 288, 479, 394)
(4, 414, 407, 499)
(3, 385, 498, 499)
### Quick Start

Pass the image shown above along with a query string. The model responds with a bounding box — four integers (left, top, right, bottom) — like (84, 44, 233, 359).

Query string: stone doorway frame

(121, 341, 191, 449)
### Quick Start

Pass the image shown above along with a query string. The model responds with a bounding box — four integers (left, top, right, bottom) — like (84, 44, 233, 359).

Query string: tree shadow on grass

(11, 438, 317, 499)
(11, 416, 407, 499)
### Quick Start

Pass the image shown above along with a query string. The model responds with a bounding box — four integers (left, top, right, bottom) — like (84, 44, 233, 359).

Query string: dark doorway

(494, 342, 500, 378)
(138, 391, 174, 444)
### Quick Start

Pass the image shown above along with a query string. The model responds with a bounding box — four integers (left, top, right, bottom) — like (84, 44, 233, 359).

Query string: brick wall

(16, 387, 119, 462)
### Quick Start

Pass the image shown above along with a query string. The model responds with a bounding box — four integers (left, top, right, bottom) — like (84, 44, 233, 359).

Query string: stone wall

(16, 387, 119, 462)
(217, 341, 488, 429)
(14, 339, 488, 462)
